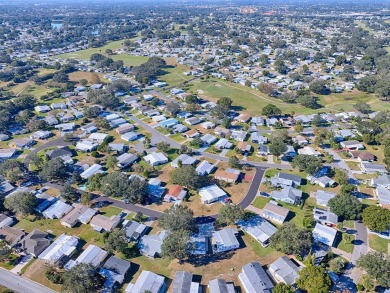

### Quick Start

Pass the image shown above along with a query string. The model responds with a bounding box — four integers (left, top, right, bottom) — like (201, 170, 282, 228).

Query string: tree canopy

(39, 158, 68, 181)
(170, 165, 205, 189)
(217, 204, 245, 226)
(362, 205, 390, 232)
(328, 193, 364, 220)
(62, 263, 103, 293)
(291, 154, 323, 175)
(262, 104, 282, 117)
(159, 206, 196, 232)
(296, 265, 332, 293)
(4, 192, 38, 215)
(357, 252, 390, 287)
(0, 160, 27, 183)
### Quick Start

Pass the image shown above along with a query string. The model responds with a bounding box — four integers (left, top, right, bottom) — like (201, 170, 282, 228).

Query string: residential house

(340, 140, 364, 150)
(172, 271, 200, 293)
(313, 223, 337, 246)
(211, 228, 239, 253)
(313, 208, 338, 226)
(250, 133, 267, 144)
(237, 216, 277, 247)
(75, 140, 99, 152)
(184, 129, 200, 139)
(0, 214, 14, 228)
(125, 270, 166, 293)
(0, 134, 9, 141)
(159, 118, 179, 129)
(200, 134, 217, 145)
(99, 256, 131, 290)
(308, 175, 335, 188)
(65, 244, 107, 270)
(236, 113, 251, 123)
(293, 135, 309, 146)
(185, 117, 202, 125)
(171, 154, 197, 168)
(271, 187, 302, 205)
(0, 149, 16, 162)
(39, 234, 79, 265)
(0, 227, 25, 247)
(360, 162, 387, 174)
(214, 169, 240, 183)
(375, 187, 390, 207)
(214, 127, 231, 138)
(0, 180, 14, 195)
(261, 202, 289, 224)
(9, 138, 34, 149)
(80, 164, 103, 179)
(196, 160, 215, 176)
(121, 132, 140, 142)
(46, 147, 73, 161)
(116, 124, 135, 135)
(298, 146, 321, 156)
(269, 256, 301, 285)
(199, 185, 228, 204)
(90, 215, 121, 232)
(165, 185, 187, 202)
(257, 144, 269, 156)
(117, 153, 138, 169)
(274, 172, 302, 187)
(202, 121, 215, 129)
(231, 130, 247, 142)
(349, 151, 375, 162)
(238, 262, 274, 293)
(35, 105, 51, 113)
(19, 229, 50, 257)
(30, 130, 52, 140)
(122, 220, 148, 242)
(314, 190, 337, 207)
(43, 200, 73, 219)
(138, 231, 168, 258)
(172, 124, 188, 133)
(108, 143, 126, 154)
(371, 174, 390, 189)
(208, 279, 236, 293)
(144, 152, 168, 166)
(237, 141, 251, 154)
(60, 205, 97, 228)
(251, 116, 264, 126)
(215, 138, 233, 150)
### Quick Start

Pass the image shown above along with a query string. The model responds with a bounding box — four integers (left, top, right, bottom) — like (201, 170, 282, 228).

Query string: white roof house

(125, 270, 166, 293)
(199, 185, 227, 204)
(65, 244, 108, 270)
(313, 223, 337, 246)
(375, 187, 390, 207)
(88, 133, 108, 143)
(171, 154, 197, 168)
(75, 140, 99, 152)
(211, 228, 239, 253)
(269, 256, 301, 285)
(196, 160, 215, 176)
(35, 105, 51, 113)
(117, 153, 138, 169)
(237, 216, 277, 247)
(80, 164, 103, 179)
(144, 152, 168, 166)
(239, 262, 274, 293)
(314, 190, 337, 207)
(42, 200, 73, 219)
(39, 234, 78, 264)
(297, 146, 321, 156)
(121, 132, 139, 142)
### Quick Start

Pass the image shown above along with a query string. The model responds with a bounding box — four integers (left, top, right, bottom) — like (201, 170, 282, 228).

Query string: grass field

(369, 234, 389, 253)
(335, 232, 354, 253)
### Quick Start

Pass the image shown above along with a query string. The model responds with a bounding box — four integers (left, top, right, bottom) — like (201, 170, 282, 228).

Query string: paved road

(351, 221, 368, 265)
(0, 268, 57, 293)
(23, 137, 73, 164)
(237, 166, 266, 208)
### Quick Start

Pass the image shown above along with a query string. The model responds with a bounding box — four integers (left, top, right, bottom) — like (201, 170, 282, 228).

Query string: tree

(229, 155, 240, 169)
(81, 192, 93, 206)
(29, 153, 43, 170)
(309, 79, 330, 95)
(104, 230, 127, 254)
(0, 159, 26, 183)
(354, 102, 372, 114)
(340, 184, 357, 196)
(329, 257, 345, 274)
(159, 206, 196, 232)
(297, 95, 321, 109)
(217, 205, 245, 226)
(60, 184, 79, 203)
(273, 283, 294, 293)
(262, 104, 282, 117)
(362, 205, 390, 232)
(189, 137, 203, 148)
(221, 117, 231, 129)
(170, 165, 204, 189)
(334, 169, 348, 185)
(269, 138, 287, 157)
(156, 142, 170, 153)
(161, 230, 192, 260)
(270, 222, 313, 256)
(125, 177, 148, 204)
(4, 192, 38, 215)
(100, 172, 129, 198)
(328, 193, 364, 220)
(295, 123, 304, 133)
(45, 266, 64, 284)
(291, 154, 323, 175)
(296, 265, 332, 293)
(185, 94, 198, 104)
(178, 145, 192, 155)
(166, 102, 181, 116)
(39, 158, 67, 181)
(88, 173, 104, 191)
(357, 252, 390, 287)
(62, 263, 103, 293)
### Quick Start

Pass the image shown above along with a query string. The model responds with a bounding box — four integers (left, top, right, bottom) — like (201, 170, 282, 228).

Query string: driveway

(0, 268, 56, 293)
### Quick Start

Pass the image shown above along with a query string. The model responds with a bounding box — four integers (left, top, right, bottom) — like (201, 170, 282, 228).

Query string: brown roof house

(19, 229, 51, 257)
(0, 226, 25, 247)
(165, 185, 187, 202)
(349, 151, 375, 162)
(214, 169, 240, 183)
(90, 215, 121, 232)
(261, 202, 290, 224)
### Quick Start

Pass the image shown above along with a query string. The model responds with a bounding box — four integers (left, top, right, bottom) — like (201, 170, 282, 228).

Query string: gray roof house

(122, 220, 148, 241)
(196, 160, 215, 176)
(375, 187, 390, 207)
(269, 256, 301, 285)
(65, 244, 107, 270)
(360, 162, 387, 174)
(138, 231, 168, 258)
(125, 270, 166, 293)
(313, 223, 337, 247)
(313, 207, 338, 225)
(43, 200, 73, 219)
(371, 174, 390, 189)
(200, 133, 218, 145)
(19, 229, 51, 257)
(208, 279, 236, 293)
(172, 271, 200, 293)
(238, 262, 274, 293)
(117, 153, 138, 169)
(99, 256, 131, 289)
(271, 187, 302, 205)
(261, 202, 289, 224)
(171, 154, 197, 168)
(275, 173, 302, 187)
(0, 214, 14, 228)
(237, 216, 277, 247)
(211, 228, 239, 253)
(314, 190, 337, 207)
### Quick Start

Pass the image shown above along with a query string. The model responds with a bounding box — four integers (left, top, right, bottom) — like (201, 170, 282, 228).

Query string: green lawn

(99, 206, 122, 217)
(243, 233, 284, 261)
(335, 232, 354, 253)
(252, 196, 271, 209)
(343, 220, 355, 229)
(169, 133, 186, 143)
(369, 234, 389, 253)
